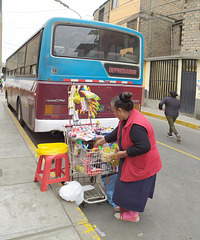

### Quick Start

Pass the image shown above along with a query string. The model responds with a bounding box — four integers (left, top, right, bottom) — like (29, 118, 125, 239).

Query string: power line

(98, 0, 182, 23)
(109, 4, 196, 24)
(4, 8, 66, 14)
(2, 46, 16, 50)
(2, 41, 18, 46)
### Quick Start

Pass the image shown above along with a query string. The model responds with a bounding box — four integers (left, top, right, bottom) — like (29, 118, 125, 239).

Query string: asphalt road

(25, 116, 200, 240)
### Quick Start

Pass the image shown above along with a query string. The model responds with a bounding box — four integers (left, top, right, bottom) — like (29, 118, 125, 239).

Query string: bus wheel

(6, 92, 13, 111)
(17, 100, 25, 127)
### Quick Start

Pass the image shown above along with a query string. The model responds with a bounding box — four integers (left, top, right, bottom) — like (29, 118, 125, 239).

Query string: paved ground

(0, 93, 199, 240)
(0, 95, 100, 240)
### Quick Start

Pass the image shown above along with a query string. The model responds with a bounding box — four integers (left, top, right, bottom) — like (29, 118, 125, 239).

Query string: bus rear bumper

(35, 118, 118, 132)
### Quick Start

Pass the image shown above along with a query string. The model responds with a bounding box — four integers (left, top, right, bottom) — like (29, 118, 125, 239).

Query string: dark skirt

(112, 159, 157, 212)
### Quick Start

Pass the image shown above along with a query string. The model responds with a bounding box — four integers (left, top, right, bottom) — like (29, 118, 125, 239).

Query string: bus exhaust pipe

(51, 131, 61, 137)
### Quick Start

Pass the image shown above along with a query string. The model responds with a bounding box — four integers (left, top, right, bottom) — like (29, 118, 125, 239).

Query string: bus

(5, 17, 144, 134)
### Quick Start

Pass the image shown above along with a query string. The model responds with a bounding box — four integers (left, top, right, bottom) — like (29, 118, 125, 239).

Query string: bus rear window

(52, 24, 140, 64)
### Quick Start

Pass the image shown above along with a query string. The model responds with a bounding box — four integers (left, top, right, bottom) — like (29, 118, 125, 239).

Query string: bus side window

(25, 31, 41, 76)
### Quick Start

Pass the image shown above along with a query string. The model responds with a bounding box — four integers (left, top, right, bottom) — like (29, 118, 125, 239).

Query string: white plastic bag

(59, 181, 83, 205)
(59, 181, 95, 205)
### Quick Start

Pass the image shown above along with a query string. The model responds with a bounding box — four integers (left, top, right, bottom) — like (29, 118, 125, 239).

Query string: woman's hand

(94, 137, 106, 147)
(115, 150, 128, 159)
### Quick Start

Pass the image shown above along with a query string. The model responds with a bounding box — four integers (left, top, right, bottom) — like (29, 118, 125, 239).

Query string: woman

(95, 92, 162, 222)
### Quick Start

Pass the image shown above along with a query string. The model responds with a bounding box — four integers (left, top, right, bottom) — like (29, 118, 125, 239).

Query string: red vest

(117, 109, 162, 182)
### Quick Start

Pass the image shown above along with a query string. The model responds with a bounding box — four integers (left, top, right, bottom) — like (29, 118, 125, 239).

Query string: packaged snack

(101, 143, 118, 162)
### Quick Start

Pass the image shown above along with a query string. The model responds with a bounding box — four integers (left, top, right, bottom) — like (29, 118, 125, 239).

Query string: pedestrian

(159, 90, 181, 142)
(1, 77, 5, 94)
(0, 76, 2, 90)
(95, 92, 162, 222)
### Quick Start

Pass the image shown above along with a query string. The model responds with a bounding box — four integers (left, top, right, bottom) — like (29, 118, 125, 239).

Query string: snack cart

(63, 124, 118, 204)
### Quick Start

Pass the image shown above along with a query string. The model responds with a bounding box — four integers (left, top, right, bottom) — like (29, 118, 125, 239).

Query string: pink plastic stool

(34, 153, 69, 192)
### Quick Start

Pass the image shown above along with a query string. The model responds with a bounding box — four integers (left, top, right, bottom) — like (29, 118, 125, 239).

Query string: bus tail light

(45, 105, 53, 114)
(45, 105, 68, 115)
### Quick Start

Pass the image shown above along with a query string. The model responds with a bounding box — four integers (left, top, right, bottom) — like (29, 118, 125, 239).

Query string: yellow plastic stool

(36, 142, 68, 157)
(34, 143, 69, 192)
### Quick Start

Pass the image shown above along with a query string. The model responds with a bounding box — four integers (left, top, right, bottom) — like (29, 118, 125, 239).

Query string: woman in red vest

(95, 92, 162, 222)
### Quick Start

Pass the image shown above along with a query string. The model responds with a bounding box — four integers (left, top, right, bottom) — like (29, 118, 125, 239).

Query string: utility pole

(0, 0, 2, 74)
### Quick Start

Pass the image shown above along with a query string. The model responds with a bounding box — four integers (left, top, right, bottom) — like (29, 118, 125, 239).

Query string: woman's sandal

(114, 206, 128, 212)
(114, 211, 140, 222)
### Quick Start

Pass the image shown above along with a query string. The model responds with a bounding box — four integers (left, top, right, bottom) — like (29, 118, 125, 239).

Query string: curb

(141, 111, 200, 131)
(0, 95, 100, 240)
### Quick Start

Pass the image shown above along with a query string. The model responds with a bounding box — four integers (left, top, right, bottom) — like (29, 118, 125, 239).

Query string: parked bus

(5, 17, 144, 133)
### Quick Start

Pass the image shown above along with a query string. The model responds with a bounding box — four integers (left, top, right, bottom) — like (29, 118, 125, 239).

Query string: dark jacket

(159, 96, 180, 117)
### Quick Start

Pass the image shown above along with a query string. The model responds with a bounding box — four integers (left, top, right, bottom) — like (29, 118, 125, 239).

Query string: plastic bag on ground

(59, 181, 95, 205)
(59, 181, 84, 205)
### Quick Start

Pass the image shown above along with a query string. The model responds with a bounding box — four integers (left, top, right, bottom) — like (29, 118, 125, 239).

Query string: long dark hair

(111, 92, 134, 111)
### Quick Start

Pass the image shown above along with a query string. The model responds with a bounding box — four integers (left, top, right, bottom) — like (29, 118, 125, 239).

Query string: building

(94, 0, 200, 119)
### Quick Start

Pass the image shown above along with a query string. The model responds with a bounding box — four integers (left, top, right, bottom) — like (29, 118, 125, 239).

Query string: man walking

(159, 90, 181, 142)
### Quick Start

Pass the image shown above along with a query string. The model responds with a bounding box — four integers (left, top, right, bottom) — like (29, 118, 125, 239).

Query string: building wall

(172, 22, 182, 55)
(181, 0, 200, 58)
(109, 0, 141, 25)
(139, 15, 173, 58)
(93, 0, 110, 22)
(139, 0, 184, 58)
(94, 0, 184, 58)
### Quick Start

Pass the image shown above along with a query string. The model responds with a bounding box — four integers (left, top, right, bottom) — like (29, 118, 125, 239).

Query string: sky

(2, 0, 106, 63)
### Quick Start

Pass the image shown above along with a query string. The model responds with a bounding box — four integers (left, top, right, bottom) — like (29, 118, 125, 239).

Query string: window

(111, 0, 119, 10)
(98, 8, 104, 22)
(6, 30, 42, 77)
(127, 19, 137, 31)
(7, 53, 18, 72)
(179, 25, 182, 45)
(25, 33, 41, 76)
(18, 46, 26, 68)
(53, 24, 140, 64)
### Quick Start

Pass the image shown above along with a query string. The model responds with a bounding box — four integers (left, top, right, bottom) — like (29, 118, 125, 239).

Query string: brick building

(94, 0, 200, 119)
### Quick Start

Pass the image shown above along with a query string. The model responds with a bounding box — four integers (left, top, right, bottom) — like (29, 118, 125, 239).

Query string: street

(25, 115, 200, 240)
(78, 116, 200, 240)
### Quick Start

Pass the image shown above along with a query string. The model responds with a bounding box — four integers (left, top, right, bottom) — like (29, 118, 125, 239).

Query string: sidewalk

(0, 95, 99, 240)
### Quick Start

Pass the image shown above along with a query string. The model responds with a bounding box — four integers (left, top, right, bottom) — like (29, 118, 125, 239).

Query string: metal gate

(149, 60, 178, 100)
(180, 60, 196, 114)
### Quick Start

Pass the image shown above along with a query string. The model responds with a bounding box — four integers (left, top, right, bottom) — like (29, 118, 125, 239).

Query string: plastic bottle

(93, 224, 106, 237)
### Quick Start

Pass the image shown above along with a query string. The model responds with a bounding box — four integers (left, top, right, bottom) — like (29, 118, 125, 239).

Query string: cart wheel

(80, 202, 86, 208)
(90, 176, 96, 185)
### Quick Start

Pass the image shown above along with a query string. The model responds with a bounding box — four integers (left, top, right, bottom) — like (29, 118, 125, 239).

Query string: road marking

(156, 141, 200, 161)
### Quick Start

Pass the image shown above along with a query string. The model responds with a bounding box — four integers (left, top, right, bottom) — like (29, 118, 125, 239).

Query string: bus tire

(6, 91, 14, 111)
(17, 100, 25, 127)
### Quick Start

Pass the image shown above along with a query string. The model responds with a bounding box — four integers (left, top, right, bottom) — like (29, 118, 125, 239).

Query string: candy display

(80, 85, 100, 119)
(68, 85, 76, 116)
(68, 125, 112, 141)
(68, 85, 101, 125)
(101, 143, 118, 162)
(65, 124, 118, 205)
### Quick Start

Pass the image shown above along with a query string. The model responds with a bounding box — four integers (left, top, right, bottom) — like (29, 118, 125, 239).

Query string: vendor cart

(63, 124, 118, 204)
